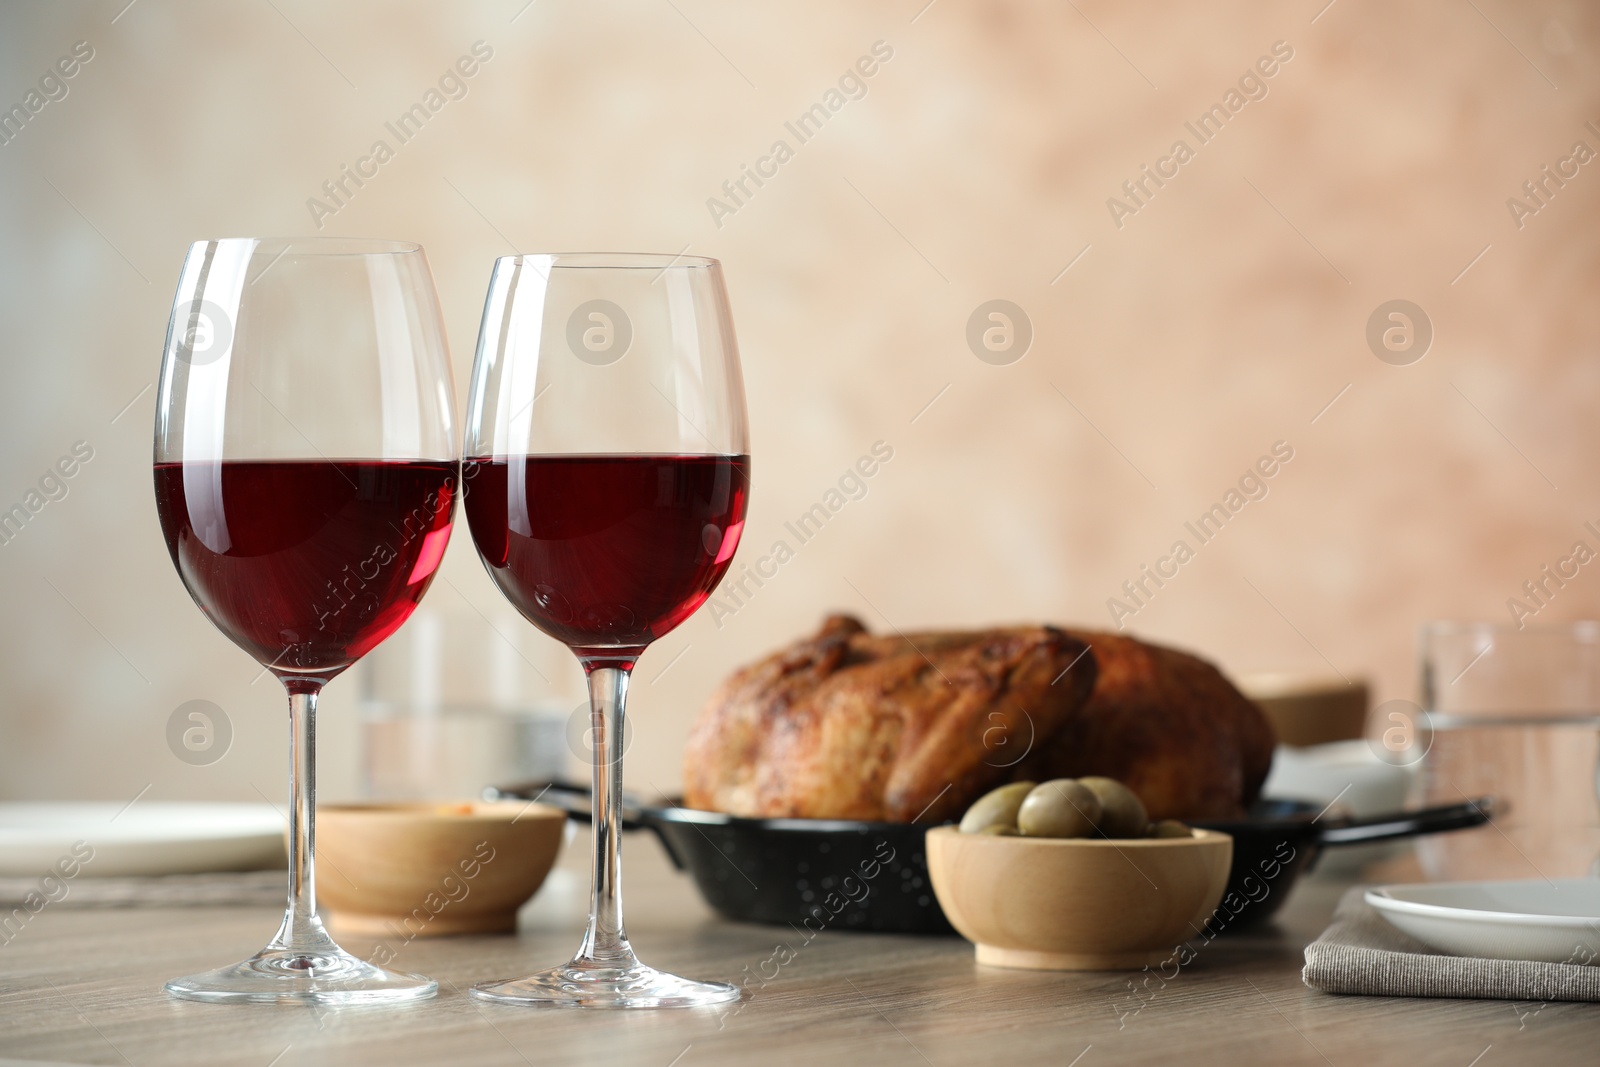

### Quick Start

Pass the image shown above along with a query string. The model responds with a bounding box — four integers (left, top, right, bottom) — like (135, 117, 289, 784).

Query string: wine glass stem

(272, 680, 331, 953)
(578, 663, 636, 966)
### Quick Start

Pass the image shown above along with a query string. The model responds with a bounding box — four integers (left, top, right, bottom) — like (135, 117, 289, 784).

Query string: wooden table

(1, 837, 1594, 1067)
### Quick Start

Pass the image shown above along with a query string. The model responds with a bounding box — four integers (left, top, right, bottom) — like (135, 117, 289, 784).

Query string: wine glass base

(471, 959, 739, 1009)
(165, 945, 437, 1005)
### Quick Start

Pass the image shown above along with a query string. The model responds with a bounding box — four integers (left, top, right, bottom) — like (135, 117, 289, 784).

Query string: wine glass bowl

(463, 253, 749, 1007)
(154, 459, 456, 677)
(462, 453, 750, 661)
(153, 237, 456, 1003)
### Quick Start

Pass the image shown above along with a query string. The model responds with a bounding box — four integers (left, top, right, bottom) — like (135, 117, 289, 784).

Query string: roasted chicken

(682, 615, 1274, 822)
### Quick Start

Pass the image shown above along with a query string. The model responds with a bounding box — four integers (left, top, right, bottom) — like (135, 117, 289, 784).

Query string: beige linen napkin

(0, 870, 284, 909)
(1303, 886, 1600, 1002)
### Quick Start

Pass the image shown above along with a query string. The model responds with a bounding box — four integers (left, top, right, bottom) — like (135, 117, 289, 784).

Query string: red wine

(462, 454, 749, 660)
(153, 460, 456, 676)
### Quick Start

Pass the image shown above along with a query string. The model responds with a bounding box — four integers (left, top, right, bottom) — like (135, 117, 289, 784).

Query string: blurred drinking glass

(1416, 621, 1600, 880)
(359, 601, 573, 800)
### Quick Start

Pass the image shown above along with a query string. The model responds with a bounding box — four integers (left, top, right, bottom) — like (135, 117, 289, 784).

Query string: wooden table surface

(1, 835, 1595, 1067)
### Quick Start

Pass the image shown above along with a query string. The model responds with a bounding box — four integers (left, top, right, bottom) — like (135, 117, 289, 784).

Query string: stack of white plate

(0, 802, 284, 877)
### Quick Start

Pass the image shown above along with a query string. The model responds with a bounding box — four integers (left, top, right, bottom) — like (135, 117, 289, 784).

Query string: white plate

(1366, 879, 1600, 964)
(0, 803, 286, 877)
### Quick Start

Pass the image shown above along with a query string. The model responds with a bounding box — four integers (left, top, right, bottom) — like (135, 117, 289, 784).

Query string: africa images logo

(173, 299, 233, 367)
(566, 300, 632, 365)
(966, 301, 1032, 366)
(1365, 300, 1431, 366)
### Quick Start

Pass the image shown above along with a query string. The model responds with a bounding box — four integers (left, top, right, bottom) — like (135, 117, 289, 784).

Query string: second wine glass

(462, 253, 749, 1007)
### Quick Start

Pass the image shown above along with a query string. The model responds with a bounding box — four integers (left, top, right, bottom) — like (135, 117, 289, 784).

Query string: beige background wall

(0, 1, 1596, 803)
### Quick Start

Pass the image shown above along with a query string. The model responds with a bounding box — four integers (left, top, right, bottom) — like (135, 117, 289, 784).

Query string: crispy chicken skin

(1025, 630, 1276, 819)
(682, 616, 1274, 822)
(682, 615, 1097, 823)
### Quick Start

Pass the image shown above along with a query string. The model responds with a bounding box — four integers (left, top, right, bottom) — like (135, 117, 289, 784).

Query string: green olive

(1150, 819, 1193, 839)
(974, 824, 1019, 836)
(1079, 777, 1149, 838)
(1017, 779, 1102, 838)
(958, 781, 1036, 834)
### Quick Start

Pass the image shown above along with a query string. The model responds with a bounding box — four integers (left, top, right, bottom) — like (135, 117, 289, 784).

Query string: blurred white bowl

(1262, 741, 1415, 874)
(1264, 740, 1413, 815)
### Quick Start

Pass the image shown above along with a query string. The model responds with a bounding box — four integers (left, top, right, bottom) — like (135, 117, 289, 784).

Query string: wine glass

(462, 253, 749, 1008)
(153, 238, 457, 1003)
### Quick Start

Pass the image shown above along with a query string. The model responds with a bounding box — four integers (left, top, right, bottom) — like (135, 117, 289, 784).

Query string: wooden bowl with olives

(927, 779, 1233, 970)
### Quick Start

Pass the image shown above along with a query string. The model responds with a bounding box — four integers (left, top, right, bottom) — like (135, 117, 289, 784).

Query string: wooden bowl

(1237, 671, 1369, 748)
(315, 801, 565, 936)
(926, 826, 1232, 970)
